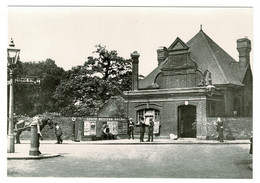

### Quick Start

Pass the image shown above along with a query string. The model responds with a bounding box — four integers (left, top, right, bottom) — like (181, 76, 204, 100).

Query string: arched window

(137, 109, 160, 125)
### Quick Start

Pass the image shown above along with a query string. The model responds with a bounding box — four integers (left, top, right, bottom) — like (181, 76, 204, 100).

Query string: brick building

(123, 28, 252, 139)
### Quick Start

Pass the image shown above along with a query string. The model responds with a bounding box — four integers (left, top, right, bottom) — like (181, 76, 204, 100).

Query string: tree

(53, 45, 132, 117)
(9, 59, 65, 117)
(85, 45, 132, 91)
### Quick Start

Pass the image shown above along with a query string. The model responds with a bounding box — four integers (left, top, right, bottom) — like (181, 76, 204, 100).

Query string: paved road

(7, 143, 252, 178)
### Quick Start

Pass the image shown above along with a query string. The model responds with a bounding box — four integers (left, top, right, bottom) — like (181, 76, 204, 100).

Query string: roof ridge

(199, 30, 230, 84)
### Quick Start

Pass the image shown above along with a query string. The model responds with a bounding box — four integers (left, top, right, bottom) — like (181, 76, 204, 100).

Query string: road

(7, 143, 252, 178)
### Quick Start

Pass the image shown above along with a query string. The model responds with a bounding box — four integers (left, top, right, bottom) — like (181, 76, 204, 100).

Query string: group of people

(34, 117, 63, 155)
(35, 118, 63, 144)
(128, 117, 154, 142)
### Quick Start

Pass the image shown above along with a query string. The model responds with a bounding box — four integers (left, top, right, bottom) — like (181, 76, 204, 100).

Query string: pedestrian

(147, 118, 154, 142)
(105, 125, 111, 140)
(139, 117, 145, 142)
(32, 116, 43, 154)
(101, 124, 107, 140)
(54, 123, 63, 144)
(128, 118, 135, 140)
(101, 124, 110, 140)
(214, 117, 224, 142)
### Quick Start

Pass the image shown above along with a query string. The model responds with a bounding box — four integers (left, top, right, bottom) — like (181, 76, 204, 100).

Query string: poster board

(83, 117, 128, 137)
(153, 122, 160, 134)
(84, 121, 96, 136)
(107, 121, 118, 135)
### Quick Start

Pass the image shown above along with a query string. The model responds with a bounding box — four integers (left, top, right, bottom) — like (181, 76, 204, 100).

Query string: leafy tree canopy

(9, 59, 65, 117)
(54, 45, 132, 117)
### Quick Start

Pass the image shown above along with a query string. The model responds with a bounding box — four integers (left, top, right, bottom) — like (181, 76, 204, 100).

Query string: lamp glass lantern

(7, 40, 20, 68)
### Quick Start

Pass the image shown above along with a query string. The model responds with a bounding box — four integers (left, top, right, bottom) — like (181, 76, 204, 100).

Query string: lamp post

(7, 38, 20, 153)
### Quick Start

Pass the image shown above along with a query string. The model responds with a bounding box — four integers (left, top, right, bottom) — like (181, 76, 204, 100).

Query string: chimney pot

(157, 47, 168, 65)
(131, 51, 140, 90)
(237, 38, 251, 67)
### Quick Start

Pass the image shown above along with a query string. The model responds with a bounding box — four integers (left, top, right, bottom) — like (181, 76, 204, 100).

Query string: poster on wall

(84, 121, 96, 136)
(107, 121, 118, 135)
(83, 117, 128, 136)
(154, 122, 160, 134)
(122, 122, 128, 134)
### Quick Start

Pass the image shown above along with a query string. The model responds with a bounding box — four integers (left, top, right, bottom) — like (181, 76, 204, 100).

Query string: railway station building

(123, 28, 252, 139)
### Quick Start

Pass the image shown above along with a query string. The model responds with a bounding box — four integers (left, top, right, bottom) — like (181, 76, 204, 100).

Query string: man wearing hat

(147, 118, 154, 142)
(128, 118, 135, 140)
(215, 117, 224, 142)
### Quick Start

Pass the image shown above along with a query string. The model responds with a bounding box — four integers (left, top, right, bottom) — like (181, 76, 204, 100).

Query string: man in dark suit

(139, 117, 145, 142)
(215, 117, 224, 142)
(54, 123, 63, 144)
(128, 118, 135, 140)
(147, 118, 154, 142)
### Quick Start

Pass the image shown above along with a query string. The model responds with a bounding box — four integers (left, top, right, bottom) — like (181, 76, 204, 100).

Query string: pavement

(7, 138, 250, 160)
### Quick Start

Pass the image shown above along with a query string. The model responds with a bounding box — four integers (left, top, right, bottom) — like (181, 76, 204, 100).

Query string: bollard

(29, 123, 40, 156)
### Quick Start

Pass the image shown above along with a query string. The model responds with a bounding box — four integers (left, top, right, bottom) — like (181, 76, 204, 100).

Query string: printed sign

(107, 121, 118, 135)
(15, 77, 41, 85)
(122, 122, 128, 134)
(82, 117, 128, 137)
(153, 122, 160, 134)
(84, 121, 96, 136)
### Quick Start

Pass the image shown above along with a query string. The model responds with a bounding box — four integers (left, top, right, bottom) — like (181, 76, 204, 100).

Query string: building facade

(123, 28, 252, 139)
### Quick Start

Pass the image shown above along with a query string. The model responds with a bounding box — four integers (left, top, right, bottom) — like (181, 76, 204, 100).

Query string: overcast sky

(8, 6, 253, 76)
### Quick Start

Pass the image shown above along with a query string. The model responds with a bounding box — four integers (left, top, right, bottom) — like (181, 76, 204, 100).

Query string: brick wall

(19, 116, 252, 141)
(206, 117, 252, 140)
(19, 117, 74, 141)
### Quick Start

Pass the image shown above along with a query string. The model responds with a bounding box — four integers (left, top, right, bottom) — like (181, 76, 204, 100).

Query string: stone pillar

(196, 100, 207, 140)
(131, 51, 140, 91)
(29, 123, 39, 156)
(237, 38, 251, 67)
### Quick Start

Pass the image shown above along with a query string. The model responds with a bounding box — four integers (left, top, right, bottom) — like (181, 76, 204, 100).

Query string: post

(7, 70, 15, 153)
(29, 123, 40, 156)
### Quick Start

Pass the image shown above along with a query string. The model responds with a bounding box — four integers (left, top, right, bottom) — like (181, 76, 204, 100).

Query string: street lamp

(7, 38, 20, 153)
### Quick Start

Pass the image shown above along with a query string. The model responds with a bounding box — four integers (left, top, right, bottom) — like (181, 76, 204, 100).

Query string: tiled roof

(139, 30, 247, 89)
(187, 30, 244, 86)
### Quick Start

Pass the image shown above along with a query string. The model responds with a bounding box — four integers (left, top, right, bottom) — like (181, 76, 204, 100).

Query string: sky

(8, 6, 253, 76)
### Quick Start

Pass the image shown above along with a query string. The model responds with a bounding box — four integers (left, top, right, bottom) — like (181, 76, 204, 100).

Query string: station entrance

(178, 105, 196, 138)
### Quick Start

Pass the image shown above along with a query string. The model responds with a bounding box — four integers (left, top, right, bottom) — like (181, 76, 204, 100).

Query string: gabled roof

(139, 29, 247, 89)
(186, 30, 244, 86)
(169, 37, 189, 50)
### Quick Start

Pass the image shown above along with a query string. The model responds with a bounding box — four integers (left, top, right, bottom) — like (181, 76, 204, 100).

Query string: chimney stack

(131, 51, 140, 91)
(157, 47, 168, 65)
(237, 38, 251, 67)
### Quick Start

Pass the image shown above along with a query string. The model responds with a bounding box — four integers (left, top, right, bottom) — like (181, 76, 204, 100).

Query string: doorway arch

(178, 105, 196, 138)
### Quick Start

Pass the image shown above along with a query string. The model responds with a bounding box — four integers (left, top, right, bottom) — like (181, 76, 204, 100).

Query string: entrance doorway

(178, 105, 196, 138)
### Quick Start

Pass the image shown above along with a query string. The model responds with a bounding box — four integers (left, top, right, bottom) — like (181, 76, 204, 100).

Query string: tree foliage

(53, 45, 132, 117)
(9, 59, 65, 117)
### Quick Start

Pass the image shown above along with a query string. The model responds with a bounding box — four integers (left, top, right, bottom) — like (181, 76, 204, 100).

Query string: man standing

(128, 118, 135, 140)
(147, 118, 154, 142)
(34, 116, 43, 154)
(215, 117, 224, 142)
(54, 123, 63, 144)
(139, 117, 145, 142)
